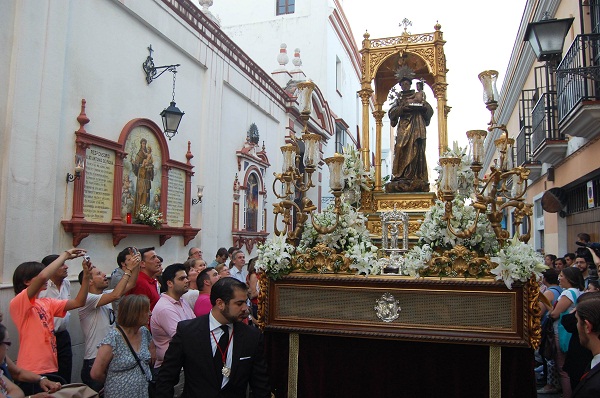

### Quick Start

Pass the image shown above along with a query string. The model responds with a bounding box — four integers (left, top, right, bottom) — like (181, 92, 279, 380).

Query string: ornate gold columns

(358, 88, 373, 172)
(372, 107, 386, 191)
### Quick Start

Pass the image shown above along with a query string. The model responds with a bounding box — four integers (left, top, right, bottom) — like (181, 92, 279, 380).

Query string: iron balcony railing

(531, 92, 562, 153)
(519, 89, 537, 130)
(557, 33, 600, 122)
(516, 126, 533, 166)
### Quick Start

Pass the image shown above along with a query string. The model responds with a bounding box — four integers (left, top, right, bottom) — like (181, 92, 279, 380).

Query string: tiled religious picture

(122, 126, 163, 222)
(245, 173, 259, 231)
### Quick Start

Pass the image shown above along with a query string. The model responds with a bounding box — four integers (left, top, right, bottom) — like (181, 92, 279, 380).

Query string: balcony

(531, 92, 566, 165)
(516, 126, 541, 180)
(557, 33, 600, 139)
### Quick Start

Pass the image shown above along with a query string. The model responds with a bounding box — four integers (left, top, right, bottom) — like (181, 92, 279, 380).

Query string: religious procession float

(254, 24, 544, 398)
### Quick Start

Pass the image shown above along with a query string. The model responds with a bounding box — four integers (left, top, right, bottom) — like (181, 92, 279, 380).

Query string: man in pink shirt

(150, 263, 195, 395)
(194, 268, 220, 316)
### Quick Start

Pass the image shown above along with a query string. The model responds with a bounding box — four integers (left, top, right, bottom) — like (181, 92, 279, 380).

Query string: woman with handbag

(545, 267, 584, 398)
(537, 269, 563, 394)
(91, 295, 155, 398)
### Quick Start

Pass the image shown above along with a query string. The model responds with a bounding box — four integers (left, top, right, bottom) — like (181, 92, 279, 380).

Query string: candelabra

(438, 70, 533, 248)
(272, 80, 345, 245)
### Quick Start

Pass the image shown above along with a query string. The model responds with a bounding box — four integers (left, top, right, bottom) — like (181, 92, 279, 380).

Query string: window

(276, 0, 295, 15)
(335, 124, 347, 154)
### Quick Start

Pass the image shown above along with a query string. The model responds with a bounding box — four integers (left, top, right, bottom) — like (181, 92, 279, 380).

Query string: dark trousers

(18, 372, 65, 395)
(81, 358, 104, 393)
(54, 330, 73, 383)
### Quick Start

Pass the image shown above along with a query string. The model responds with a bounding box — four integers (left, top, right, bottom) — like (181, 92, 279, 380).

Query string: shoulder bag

(557, 289, 578, 353)
(115, 325, 152, 383)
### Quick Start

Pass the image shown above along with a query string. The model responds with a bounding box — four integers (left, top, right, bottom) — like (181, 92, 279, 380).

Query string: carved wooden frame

(258, 273, 540, 349)
(61, 99, 200, 246)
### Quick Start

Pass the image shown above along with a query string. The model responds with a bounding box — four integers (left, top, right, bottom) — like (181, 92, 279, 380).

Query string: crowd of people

(536, 233, 600, 397)
(1, 245, 267, 398)
(3, 239, 600, 398)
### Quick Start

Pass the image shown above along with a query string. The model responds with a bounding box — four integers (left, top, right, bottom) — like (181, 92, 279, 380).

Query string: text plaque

(83, 145, 115, 223)
(167, 168, 185, 227)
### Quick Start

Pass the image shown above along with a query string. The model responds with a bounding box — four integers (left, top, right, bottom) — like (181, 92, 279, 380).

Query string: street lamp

(524, 14, 574, 65)
(142, 45, 185, 140)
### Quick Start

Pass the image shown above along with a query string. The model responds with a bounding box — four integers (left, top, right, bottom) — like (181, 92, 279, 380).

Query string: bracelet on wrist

(39, 375, 48, 383)
(124, 273, 132, 277)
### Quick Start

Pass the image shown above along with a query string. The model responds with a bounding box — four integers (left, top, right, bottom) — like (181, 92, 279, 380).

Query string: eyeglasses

(191, 251, 202, 256)
(0, 341, 11, 347)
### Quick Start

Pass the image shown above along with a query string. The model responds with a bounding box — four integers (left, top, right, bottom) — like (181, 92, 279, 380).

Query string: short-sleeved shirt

(554, 287, 582, 333)
(100, 327, 152, 398)
(9, 289, 67, 374)
(193, 293, 212, 317)
(79, 290, 116, 360)
(128, 272, 160, 310)
(181, 289, 200, 310)
(150, 293, 195, 367)
(230, 267, 248, 284)
(38, 279, 71, 332)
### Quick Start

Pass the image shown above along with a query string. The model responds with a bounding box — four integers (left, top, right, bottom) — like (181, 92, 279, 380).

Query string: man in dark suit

(155, 277, 271, 398)
(573, 295, 600, 397)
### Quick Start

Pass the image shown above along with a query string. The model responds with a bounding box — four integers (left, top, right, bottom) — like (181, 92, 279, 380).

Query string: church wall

(210, 0, 367, 203)
(0, 0, 295, 380)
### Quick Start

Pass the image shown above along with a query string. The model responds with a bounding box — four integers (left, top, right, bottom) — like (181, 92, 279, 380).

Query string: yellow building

(484, 0, 600, 256)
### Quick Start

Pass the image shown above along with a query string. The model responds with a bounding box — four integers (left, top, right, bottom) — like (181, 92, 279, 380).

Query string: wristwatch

(38, 375, 48, 383)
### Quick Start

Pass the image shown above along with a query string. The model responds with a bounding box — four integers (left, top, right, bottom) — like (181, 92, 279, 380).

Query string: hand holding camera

(126, 247, 142, 269)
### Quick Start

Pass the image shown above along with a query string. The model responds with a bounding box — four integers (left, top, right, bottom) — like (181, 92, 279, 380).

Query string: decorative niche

(62, 99, 200, 246)
(232, 123, 270, 252)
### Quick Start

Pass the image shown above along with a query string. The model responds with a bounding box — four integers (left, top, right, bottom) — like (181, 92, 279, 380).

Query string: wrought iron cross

(399, 18, 412, 35)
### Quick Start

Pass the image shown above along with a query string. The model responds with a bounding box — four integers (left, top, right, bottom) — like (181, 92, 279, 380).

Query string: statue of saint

(386, 78, 433, 192)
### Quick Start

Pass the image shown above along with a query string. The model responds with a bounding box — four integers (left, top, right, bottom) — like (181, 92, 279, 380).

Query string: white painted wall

(0, 0, 334, 380)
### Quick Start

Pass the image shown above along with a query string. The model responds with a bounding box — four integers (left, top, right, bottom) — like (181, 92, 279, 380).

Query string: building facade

(0, 0, 347, 380)
(484, 0, 600, 256)
(208, 0, 371, 201)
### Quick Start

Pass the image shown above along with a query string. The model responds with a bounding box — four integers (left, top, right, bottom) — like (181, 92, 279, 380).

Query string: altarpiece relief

(232, 123, 270, 252)
(62, 99, 200, 246)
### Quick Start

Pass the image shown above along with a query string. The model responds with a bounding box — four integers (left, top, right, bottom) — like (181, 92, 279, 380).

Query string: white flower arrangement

(403, 143, 542, 287)
(490, 235, 547, 289)
(298, 201, 379, 275)
(255, 234, 296, 280)
(256, 145, 378, 279)
(341, 144, 373, 204)
(135, 205, 163, 229)
(402, 244, 433, 277)
(417, 198, 499, 255)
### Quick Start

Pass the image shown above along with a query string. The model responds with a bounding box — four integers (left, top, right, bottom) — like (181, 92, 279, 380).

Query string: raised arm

(588, 247, 600, 267)
(26, 248, 85, 299)
(65, 257, 93, 311)
(96, 253, 141, 307)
